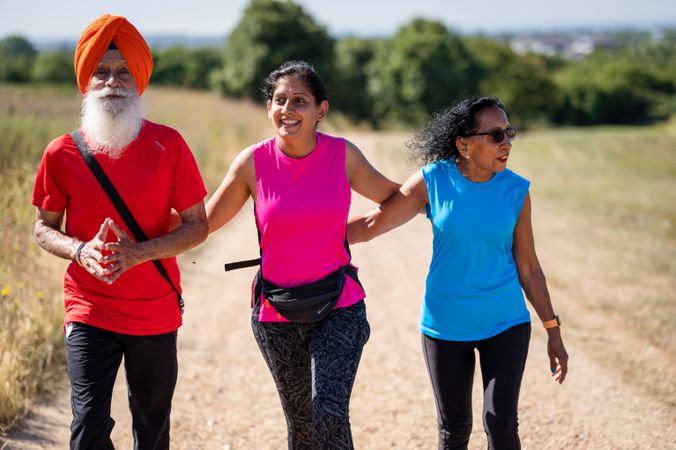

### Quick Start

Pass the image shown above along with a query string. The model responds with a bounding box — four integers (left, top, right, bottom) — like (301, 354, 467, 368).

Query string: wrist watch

(542, 314, 561, 329)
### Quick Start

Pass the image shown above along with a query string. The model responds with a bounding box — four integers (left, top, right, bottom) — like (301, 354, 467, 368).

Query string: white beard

(80, 87, 144, 159)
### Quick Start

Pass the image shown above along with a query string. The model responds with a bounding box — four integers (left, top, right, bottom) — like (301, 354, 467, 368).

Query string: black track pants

(252, 301, 370, 450)
(422, 322, 531, 450)
(66, 322, 178, 450)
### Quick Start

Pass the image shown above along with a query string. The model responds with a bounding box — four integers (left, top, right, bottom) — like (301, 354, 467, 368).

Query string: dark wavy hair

(262, 60, 328, 105)
(408, 96, 505, 165)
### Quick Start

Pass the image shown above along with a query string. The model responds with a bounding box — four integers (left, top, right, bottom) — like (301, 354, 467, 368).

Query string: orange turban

(74, 14, 153, 95)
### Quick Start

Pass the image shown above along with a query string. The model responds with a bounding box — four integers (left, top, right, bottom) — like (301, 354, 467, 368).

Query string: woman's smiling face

(267, 75, 328, 144)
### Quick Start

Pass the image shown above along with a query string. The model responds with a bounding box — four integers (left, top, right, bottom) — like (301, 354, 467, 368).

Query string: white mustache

(90, 87, 134, 99)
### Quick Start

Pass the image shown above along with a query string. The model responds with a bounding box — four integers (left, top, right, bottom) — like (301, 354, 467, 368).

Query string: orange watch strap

(542, 315, 560, 329)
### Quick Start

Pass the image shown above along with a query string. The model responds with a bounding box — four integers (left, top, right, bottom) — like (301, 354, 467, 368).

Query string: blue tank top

(421, 159, 531, 341)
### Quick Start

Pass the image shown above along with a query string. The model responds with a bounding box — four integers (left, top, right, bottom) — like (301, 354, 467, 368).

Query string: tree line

(2, 0, 674, 128)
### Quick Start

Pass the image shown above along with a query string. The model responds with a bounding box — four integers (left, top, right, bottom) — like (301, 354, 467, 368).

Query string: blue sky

(1, 0, 674, 40)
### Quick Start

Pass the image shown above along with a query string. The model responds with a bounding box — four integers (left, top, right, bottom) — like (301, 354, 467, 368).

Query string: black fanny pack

(255, 264, 360, 323)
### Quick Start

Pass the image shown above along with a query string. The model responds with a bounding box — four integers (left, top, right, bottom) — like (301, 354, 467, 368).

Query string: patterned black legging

(251, 300, 370, 450)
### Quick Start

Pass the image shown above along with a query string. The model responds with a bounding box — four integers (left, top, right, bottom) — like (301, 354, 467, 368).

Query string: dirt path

(2, 138, 674, 449)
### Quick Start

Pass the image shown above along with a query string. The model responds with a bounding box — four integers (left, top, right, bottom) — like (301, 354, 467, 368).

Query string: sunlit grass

(0, 163, 65, 429)
(513, 125, 676, 227)
(510, 124, 676, 405)
(0, 85, 79, 427)
(512, 125, 676, 336)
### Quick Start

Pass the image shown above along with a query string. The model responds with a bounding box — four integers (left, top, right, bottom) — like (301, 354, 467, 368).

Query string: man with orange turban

(73, 14, 153, 95)
(32, 14, 208, 449)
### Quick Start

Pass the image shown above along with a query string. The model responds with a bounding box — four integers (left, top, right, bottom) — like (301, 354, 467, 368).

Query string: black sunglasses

(463, 127, 517, 143)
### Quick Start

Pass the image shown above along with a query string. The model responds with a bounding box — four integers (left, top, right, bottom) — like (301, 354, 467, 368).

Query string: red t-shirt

(32, 120, 207, 335)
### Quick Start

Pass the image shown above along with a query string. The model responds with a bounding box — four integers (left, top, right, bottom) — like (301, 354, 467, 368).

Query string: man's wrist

(74, 241, 86, 266)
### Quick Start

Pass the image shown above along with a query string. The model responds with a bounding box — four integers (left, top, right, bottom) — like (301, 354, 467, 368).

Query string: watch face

(555, 315, 561, 326)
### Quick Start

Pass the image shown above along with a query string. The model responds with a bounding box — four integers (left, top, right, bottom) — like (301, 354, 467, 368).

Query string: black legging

(422, 322, 531, 450)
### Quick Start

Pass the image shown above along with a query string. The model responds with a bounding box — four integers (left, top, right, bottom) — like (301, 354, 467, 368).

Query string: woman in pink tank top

(206, 61, 399, 449)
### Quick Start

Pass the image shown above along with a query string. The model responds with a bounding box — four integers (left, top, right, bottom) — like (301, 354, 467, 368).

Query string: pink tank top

(252, 132, 366, 322)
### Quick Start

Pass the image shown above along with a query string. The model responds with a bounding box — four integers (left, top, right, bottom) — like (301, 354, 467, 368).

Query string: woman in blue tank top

(349, 97, 568, 450)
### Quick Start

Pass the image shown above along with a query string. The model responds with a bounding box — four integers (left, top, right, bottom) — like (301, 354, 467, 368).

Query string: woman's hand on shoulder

(205, 146, 255, 233)
(348, 170, 428, 244)
(345, 140, 400, 203)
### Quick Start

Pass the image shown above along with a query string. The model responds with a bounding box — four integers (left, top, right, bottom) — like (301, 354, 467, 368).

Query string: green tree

(152, 47, 190, 86)
(554, 51, 674, 125)
(0, 35, 37, 82)
(152, 47, 221, 89)
(214, 0, 334, 101)
(550, 30, 676, 125)
(465, 37, 559, 127)
(184, 48, 222, 89)
(331, 37, 379, 123)
(367, 18, 481, 126)
(31, 50, 75, 83)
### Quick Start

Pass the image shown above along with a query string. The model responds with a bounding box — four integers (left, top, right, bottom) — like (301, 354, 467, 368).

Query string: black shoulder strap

(70, 130, 184, 314)
(223, 203, 262, 271)
(224, 257, 261, 271)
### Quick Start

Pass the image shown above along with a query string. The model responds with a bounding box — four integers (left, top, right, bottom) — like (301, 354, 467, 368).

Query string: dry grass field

(0, 85, 78, 429)
(510, 123, 676, 406)
(0, 84, 674, 448)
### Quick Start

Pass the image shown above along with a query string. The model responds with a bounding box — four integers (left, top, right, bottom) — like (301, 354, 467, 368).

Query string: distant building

(562, 36, 595, 59)
(509, 31, 627, 59)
